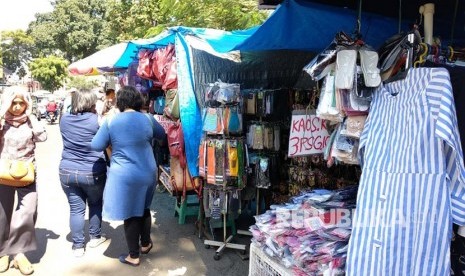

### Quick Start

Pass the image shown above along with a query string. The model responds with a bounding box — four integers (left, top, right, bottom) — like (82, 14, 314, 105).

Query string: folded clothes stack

(250, 186, 357, 276)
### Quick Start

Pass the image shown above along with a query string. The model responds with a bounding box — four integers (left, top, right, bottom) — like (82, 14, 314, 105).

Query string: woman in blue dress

(91, 86, 166, 266)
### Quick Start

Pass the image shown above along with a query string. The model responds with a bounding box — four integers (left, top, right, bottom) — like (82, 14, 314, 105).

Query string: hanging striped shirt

(346, 68, 465, 276)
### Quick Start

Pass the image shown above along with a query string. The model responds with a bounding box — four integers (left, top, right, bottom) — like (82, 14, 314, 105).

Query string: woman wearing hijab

(0, 86, 47, 275)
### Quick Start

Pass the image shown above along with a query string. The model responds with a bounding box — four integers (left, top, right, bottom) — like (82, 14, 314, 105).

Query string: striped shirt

(346, 68, 465, 275)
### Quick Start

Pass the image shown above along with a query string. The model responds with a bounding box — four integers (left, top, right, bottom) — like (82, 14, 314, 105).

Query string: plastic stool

(174, 194, 200, 224)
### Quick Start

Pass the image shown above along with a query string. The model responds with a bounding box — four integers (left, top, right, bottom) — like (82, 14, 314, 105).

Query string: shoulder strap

(144, 113, 155, 132)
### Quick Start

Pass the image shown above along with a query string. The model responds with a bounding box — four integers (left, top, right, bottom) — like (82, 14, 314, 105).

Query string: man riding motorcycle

(46, 98, 58, 122)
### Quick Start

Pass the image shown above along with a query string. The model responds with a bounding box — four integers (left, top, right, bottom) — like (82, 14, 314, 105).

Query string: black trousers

(123, 209, 152, 258)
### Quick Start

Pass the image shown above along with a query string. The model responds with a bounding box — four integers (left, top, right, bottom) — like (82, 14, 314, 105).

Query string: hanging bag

(164, 89, 180, 120)
(0, 159, 35, 187)
(167, 120, 201, 197)
(137, 49, 154, 79)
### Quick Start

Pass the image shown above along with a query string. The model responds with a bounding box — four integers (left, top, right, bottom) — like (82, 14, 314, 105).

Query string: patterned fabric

(347, 68, 465, 276)
(0, 118, 47, 163)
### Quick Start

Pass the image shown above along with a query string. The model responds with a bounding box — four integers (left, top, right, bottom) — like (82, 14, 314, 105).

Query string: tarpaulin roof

(113, 26, 257, 69)
(262, 0, 465, 45)
(114, 0, 408, 70)
(229, 0, 407, 52)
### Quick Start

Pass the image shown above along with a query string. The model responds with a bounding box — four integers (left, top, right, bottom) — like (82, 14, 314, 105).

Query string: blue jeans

(59, 169, 106, 249)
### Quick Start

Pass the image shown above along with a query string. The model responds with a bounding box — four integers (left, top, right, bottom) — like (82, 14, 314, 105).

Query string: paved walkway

(2, 123, 251, 276)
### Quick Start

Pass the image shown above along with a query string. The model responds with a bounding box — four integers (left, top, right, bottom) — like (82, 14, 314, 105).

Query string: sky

(0, 0, 53, 31)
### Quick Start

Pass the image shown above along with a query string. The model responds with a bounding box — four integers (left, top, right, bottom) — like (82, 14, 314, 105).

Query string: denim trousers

(59, 169, 106, 249)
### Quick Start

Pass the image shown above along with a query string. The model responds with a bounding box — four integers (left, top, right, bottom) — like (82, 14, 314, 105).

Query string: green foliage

(107, 0, 268, 39)
(29, 56, 69, 91)
(1, 30, 35, 74)
(106, 0, 160, 41)
(66, 76, 100, 90)
(28, 0, 115, 62)
(23, 0, 268, 83)
(26, 13, 56, 58)
(157, 0, 267, 30)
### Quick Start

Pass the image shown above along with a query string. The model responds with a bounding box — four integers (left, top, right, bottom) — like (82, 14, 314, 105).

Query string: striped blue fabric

(347, 68, 465, 275)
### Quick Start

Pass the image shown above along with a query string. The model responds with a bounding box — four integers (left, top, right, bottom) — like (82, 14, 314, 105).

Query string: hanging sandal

(0, 256, 9, 273)
(13, 254, 33, 275)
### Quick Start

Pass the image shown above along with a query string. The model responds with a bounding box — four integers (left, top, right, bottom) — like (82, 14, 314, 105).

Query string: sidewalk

(2, 124, 251, 276)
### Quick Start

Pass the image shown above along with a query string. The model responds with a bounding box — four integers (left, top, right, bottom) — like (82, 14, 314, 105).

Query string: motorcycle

(46, 111, 57, 124)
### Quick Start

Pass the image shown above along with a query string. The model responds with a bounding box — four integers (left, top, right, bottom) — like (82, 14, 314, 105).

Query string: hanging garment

(214, 140, 225, 184)
(227, 140, 238, 177)
(347, 68, 465, 276)
(198, 139, 206, 178)
(273, 125, 281, 151)
(206, 140, 216, 185)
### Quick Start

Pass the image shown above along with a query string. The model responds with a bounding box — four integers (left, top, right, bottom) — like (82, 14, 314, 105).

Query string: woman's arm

(150, 116, 167, 143)
(91, 120, 111, 151)
(30, 116, 47, 142)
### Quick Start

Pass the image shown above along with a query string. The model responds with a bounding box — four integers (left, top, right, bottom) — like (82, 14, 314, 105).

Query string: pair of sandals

(335, 49, 381, 90)
(0, 254, 34, 275)
(118, 242, 153, 267)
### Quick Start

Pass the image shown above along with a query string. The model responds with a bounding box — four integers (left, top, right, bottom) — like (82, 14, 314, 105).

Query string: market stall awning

(68, 43, 128, 76)
(113, 26, 257, 69)
(230, 0, 407, 52)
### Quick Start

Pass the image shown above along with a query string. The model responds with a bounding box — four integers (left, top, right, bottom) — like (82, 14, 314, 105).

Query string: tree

(28, 0, 115, 63)
(106, 0, 268, 39)
(150, 0, 268, 34)
(106, 0, 160, 41)
(1, 30, 35, 76)
(29, 56, 69, 91)
(67, 76, 100, 90)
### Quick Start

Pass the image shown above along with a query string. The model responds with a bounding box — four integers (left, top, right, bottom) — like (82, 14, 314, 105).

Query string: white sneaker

(73, 248, 85, 258)
(88, 236, 107, 248)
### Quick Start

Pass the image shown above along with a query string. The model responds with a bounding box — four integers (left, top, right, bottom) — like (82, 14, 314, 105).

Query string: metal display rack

(203, 188, 247, 260)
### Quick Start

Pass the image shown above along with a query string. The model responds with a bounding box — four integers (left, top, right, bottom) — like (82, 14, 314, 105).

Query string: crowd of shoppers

(0, 85, 166, 274)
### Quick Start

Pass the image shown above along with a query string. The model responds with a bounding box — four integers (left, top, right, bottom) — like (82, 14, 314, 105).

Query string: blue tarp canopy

(115, 0, 409, 69)
(114, 26, 257, 69)
(229, 0, 407, 52)
(112, 0, 412, 178)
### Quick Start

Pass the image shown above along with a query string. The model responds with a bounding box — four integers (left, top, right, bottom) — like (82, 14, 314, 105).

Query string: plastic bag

(164, 89, 180, 120)
(316, 70, 345, 122)
(162, 59, 178, 90)
(303, 31, 355, 81)
(137, 49, 153, 79)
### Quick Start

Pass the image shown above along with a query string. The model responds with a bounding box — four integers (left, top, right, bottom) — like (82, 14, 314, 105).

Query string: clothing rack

(203, 187, 247, 260)
(202, 89, 247, 260)
(414, 43, 465, 66)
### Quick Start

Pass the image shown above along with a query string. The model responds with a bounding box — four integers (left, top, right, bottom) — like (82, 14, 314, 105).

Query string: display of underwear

(242, 89, 279, 117)
(246, 123, 281, 151)
(198, 137, 246, 188)
(246, 152, 282, 190)
(203, 186, 242, 219)
(201, 105, 243, 135)
(250, 186, 358, 275)
(204, 81, 241, 106)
